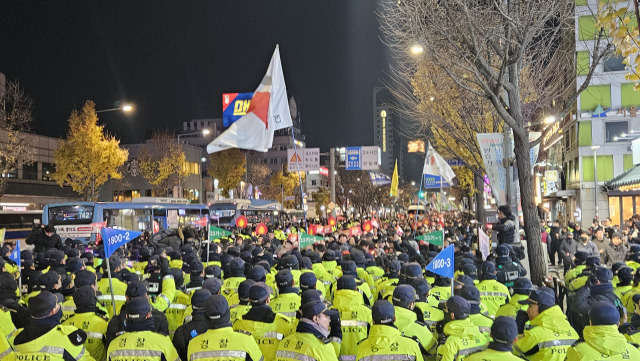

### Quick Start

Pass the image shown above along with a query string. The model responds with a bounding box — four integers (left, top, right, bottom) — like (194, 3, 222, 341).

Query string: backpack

(496, 263, 520, 287)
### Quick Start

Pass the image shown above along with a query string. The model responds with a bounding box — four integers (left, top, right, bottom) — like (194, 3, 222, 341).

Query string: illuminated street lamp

(410, 44, 424, 55)
(177, 128, 210, 142)
(96, 102, 135, 113)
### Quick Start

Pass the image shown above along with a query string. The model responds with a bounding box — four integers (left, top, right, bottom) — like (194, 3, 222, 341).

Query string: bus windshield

(47, 205, 94, 225)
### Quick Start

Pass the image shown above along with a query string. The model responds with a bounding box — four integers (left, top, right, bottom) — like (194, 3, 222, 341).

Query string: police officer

(391, 285, 435, 355)
(62, 286, 109, 361)
(166, 268, 190, 336)
(106, 297, 179, 361)
(96, 255, 128, 317)
(230, 279, 255, 323)
(185, 260, 205, 293)
(496, 277, 532, 318)
(571, 267, 624, 336)
(356, 300, 424, 361)
(332, 276, 372, 361)
(465, 316, 522, 361)
(436, 296, 488, 361)
(567, 302, 640, 360)
(233, 283, 295, 361)
(332, 261, 373, 306)
(494, 244, 526, 288)
(477, 262, 510, 317)
(276, 300, 340, 361)
(188, 294, 263, 361)
(459, 285, 493, 338)
(271, 270, 301, 318)
(222, 257, 247, 301)
(172, 289, 211, 361)
(13, 291, 94, 361)
(514, 288, 579, 361)
(411, 278, 444, 333)
(375, 259, 400, 299)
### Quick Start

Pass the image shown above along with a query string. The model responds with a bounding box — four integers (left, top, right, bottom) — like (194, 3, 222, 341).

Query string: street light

(591, 145, 601, 220)
(96, 103, 135, 113)
(177, 128, 211, 142)
(410, 44, 424, 55)
(411, 181, 415, 186)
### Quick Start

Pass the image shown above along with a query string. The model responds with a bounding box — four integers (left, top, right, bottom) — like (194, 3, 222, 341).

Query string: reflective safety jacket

(365, 266, 385, 285)
(97, 277, 128, 318)
(614, 284, 633, 301)
(333, 289, 373, 361)
(428, 286, 452, 307)
(149, 275, 176, 313)
(567, 324, 640, 361)
(0, 330, 13, 361)
(107, 330, 179, 361)
(377, 278, 399, 302)
(276, 330, 338, 361)
(436, 318, 489, 361)
(132, 261, 148, 275)
(233, 313, 294, 361)
(222, 276, 246, 302)
(322, 261, 343, 280)
(356, 268, 375, 295)
(188, 327, 263, 361)
(468, 313, 493, 339)
(61, 299, 109, 322)
(476, 279, 510, 317)
(513, 306, 579, 361)
(271, 292, 301, 319)
(0, 308, 16, 345)
(332, 280, 373, 307)
(14, 325, 94, 361)
(63, 311, 109, 361)
(230, 304, 252, 324)
(312, 263, 336, 299)
(356, 324, 424, 361)
(495, 293, 529, 319)
(414, 301, 444, 334)
(166, 290, 190, 336)
(394, 306, 436, 354)
(622, 287, 640, 315)
(465, 348, 522, 361)
(564, 265, 587, 286)
(626, 260, 640, 272)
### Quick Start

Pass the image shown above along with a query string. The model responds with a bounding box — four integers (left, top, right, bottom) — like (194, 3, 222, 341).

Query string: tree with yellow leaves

(208, 148, 246, 197)
(53, 101, 128, 201)
(138, 131, 189, 197)
(599, 3, 640, 88)
(269, 169, 306, 208)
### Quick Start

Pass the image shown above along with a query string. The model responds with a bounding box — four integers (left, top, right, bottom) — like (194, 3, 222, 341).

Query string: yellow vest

(14, 325, 93, 361)
(188, 327, 263, 361)
(107, 330, 179, 361)
(63, 311, 109, 361)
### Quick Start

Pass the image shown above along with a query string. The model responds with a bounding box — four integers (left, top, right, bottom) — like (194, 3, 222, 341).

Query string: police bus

(0, 209, 42, 243)
(42, 197, 209, 241)
(209, 199, 282, 227)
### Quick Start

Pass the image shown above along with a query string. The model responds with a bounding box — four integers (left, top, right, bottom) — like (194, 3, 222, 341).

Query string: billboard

(222, 93, 254, 127)
(407, 140, 425, 153)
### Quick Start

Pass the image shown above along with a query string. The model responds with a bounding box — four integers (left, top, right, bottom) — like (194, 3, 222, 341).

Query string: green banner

(416, 230, 444, 246)
(209, 225, 232, 242)
(299, 232, 323, 248)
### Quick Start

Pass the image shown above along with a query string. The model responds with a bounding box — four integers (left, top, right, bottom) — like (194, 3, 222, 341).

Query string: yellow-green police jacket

(567, 324, 640, 361)
(166, 290, 190, 336)
(276, 330, 338, 361)
(108, 330, 178, 361)
(63, 311, 109, 361)
(465, 348, 522, 361)
(495, 293, 529, 319)
(233, 313, 294, 361)
(271, 292, 301, 319)
(415, 301, 444, 334)
(513, 306, 579, 361)
(188, 327, 263, 361)
(436, 318, 489, 361)
(394, 306, 436, 354)
(14, 325, 95, 361)
(476, 279, 509, 317)
(356, 324, 424, 361)
(332, 289, 372, 361)
(468, 313, 493, 339)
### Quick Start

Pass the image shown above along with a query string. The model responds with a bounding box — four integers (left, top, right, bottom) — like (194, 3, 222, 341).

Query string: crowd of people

(0, 205, 636, 360)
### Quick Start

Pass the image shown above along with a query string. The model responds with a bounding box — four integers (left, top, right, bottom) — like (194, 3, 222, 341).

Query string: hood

(394, 306, 417, 330)
(333, 289, 364, 308)
(583, 325, 627, 355)
(366, 325, 402, 348)
(322, 261, 337, 271)
(531, 306, 574, 333)
(312, 263, 327, 274)
(443, 318, 483, 339)
(510, 293, 530, 305)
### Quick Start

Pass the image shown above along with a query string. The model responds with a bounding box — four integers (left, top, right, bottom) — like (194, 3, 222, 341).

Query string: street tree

(0, 80, 36, 199)
(208, 148, 246, 197)
(313, 187, 331, 216)
(53, 101, 128, 201)
(599, 3, 640, 88)
(138, 131, 188, 197)
(270, 169, 305, 208)
(380, 0, 612, 284)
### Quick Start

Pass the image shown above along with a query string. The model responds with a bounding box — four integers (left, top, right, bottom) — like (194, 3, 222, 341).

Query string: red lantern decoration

(236, 215, 248, 228)
(255, 222, 268, 235)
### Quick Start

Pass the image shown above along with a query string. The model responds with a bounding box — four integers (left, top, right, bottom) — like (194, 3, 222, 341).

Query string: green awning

(605, 164, 640, 190)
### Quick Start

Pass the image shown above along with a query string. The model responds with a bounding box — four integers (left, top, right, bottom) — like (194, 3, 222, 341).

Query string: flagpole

(290, 126, 308, 232)
(104, 255, 117, 316)
(415, 173, 424, 241)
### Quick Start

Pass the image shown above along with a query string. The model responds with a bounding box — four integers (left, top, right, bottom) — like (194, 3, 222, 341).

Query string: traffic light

(419, 191, 425, 199)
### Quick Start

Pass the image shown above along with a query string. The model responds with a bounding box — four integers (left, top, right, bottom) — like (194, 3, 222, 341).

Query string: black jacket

(172, 310, 209, 361)
(105, 302, 169, 347)
(25, 230, 63, 254)
(571, 283, 623, 335)
(494, 215, 516, 245)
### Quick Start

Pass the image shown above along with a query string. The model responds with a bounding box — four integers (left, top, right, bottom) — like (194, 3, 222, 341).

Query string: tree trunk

(513, 131, 546, 285)
(474, 173, 486, 224)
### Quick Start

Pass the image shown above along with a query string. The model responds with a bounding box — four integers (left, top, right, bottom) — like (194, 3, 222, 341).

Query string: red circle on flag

(362, 221, 373, 233)
(236, 215, 248, 228)
(328, 217, 336, 227)
(256, 222, 268, 235)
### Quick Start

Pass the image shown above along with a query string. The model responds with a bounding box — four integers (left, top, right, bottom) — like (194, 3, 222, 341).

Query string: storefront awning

(605, 164, 640, 191)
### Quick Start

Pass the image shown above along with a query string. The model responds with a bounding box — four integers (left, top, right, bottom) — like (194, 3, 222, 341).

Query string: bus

(407, 204, 429, 216)
(0, 210, 42, 243)
(209, 199, 282, 227)
(42, 197, 209, 241)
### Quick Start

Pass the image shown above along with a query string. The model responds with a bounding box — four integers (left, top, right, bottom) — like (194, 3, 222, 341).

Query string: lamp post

(591, 145, 600, 221)
(176, 129, 211, 198)
(96, 103, 134, 113)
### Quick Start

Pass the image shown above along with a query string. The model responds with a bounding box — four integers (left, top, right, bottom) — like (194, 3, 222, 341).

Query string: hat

(39, 271, 60, 291)
(73, 270, 96, 289)
(299, 257, 312, 270)
(299, 272, 317, 290)
(341, 261, 357, 276)
(203, 278, 222, 295)
(388, 260, 401, 273)
(593, 267, 613, 283)
(404, 263, 423, 279)
(392, 285, 417, 304)
(372, 300, 395, 324)
(574, 251, 589, 262)
(519, 288, 555, 308)
(66, 248, 79, 259)
(630, 244, 640, 254)
(513, 278, 534, 293)
(337, 276, 357, 291)
(322, 250, 336, 262)
(191, 289, 212, 310)
(618, 267, 634, 283)
(49, 250, 65, 264)
(249, 283, 271, 305)
(126, 281, 148, 298)
(454, 275, 476, 289)
(633, 293, 640, 305)
(589, 302, 621, 325)
(190, 261, 204, 275)
(204, 294, 230, 324)
(446, 296, 471, 318)
(300, 289, 323, 307)
(411, 278, 432, 298)
(229, 258, 245, 274)
(586, 256, 601, 267)
(279, 255, 299, 270)
(459, 286, 481, 303)
(397, 253, 410, 263)
(461, 263, 477, 277)
(247, 266, 267, 283)
(238, 279, 256, 302)
(301, 300, 338, 319)
(205, 265, 222, 279)
(308, 252, 322, 264)
(29, 291, 58, 319)
(492, 316, 518, 344)
(275, 270, 294, 287)
(351, 251, 366, 267)
(73, 286, 97, 309)
(496, 244, 509, 257)
(480, 262, 496, 276)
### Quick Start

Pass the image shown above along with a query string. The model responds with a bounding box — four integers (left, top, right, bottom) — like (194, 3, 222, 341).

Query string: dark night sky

(0, 1, 391, 149)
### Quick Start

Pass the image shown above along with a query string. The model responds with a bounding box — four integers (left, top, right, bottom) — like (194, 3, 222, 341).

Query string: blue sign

(423, 174, 451, 189)
(9, 241, 20, 268)
(345, 147, 361, 170)
(426, 244, 455, 278)
(102, 228, 142, 258)
(369, 172, 391, 186)
(446, 159, 464, 167)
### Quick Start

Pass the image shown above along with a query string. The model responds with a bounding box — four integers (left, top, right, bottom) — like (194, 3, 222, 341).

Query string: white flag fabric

(422, 143, 457, 185)
(207, 45, 293, 153)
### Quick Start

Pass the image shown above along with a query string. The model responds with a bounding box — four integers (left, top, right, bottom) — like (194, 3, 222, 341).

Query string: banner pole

(290, 126, 308, 232)
(104, 256, 117, 316)
(206, 241, 210, 264)
(17, 272, 22, 301)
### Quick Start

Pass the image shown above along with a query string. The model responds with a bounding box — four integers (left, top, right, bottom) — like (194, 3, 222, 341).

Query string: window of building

(2, 168, 18, 179)
(22, 163, 37, 180)
(603, 55, 626, 72)
(42, 163, 55, 181)
(605, 121, 628, 142)
(311, 180, 317, 186)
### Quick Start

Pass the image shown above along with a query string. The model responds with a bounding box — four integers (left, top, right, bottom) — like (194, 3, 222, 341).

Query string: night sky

(0, 1, 391, 149)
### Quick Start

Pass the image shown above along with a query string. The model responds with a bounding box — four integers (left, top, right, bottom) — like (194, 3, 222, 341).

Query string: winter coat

(576, 240, 599, 257)
(25, 230, 63, 254)
(571, 283, 623, 335)
(559, 238, 579, 259)
(567, 324, 640, 360)
(514, 306, 579, 361)
(602, 242, 628, 267)
(494, 214, 517, 245)
(592, 235, 610, 254)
